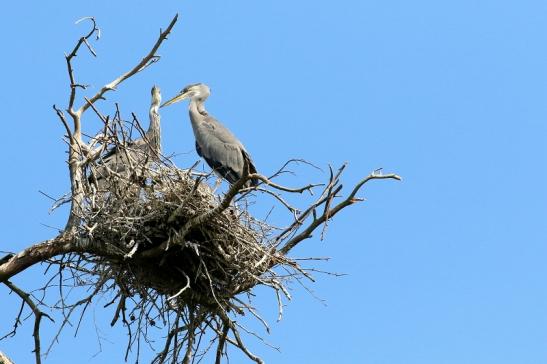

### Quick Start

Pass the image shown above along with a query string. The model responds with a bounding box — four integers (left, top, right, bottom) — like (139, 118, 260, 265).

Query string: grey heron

(90, 85, 162, 185)
(161, 83, 258, 187)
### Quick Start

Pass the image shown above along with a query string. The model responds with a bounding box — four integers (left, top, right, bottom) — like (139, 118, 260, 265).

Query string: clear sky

(1, 1, 546, 363)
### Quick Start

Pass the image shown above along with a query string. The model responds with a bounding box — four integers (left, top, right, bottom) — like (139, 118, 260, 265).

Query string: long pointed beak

(160, 91, 190, 108)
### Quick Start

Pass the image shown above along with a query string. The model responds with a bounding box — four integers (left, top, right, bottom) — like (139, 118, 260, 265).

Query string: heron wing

(203, 116, 246, 146)
(90, 138, 152, 182)
(195, 119, 258, 185)
(196, 139, 243, 183)
(195, 139, 239, 181)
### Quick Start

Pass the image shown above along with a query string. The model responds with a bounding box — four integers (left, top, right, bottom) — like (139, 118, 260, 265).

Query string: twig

(3, 281, 53, 364)
(214, 323, 229, 364)
(65, 17, 99, 116)
(248, 173, 322, 194)
(279, 169, 401, 255)
(52, 105, 72, 140)
(168, 272, 190, 301)
(228, 321, 264, 364)
(78, 14, 178, 115)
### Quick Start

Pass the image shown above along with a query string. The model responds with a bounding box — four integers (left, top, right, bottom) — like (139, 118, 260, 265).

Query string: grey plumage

(161, 83, 258, 186)
(90, 86, 162, 184)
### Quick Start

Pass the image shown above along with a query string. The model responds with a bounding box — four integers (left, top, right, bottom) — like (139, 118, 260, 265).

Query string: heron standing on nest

(161, 83, 259, 189)
(90, 86, 162, 185)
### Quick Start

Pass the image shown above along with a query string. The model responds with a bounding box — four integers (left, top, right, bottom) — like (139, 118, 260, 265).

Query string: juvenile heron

(90, 86, 162, 184)
(161, 83, 258, 187)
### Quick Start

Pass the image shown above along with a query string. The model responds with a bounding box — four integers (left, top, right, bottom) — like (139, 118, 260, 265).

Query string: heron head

(160, 83, 210, 108)
(151, 85, 161, 106)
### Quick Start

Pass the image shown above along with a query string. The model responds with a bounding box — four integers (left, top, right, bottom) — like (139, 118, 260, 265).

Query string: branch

(77, 14, 178, 115)
(228, 322, 264, 364)
(278, 170, 401, 255)
(0, 352, 14, 364)
(215, 323, 229, 364)
(0, 233, 125, 283)
(3, 281, 53, 364)
(248, 173, 322, 194)
(65, 17, 99, 118)
(273, 163, 348, 245)
(52, 105, 72, 141)
(0, 236, 75, 283)
(182, 309, 196, 364)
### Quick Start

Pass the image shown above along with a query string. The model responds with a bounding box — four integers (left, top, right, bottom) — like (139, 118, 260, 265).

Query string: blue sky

(1, 1, 546, 363)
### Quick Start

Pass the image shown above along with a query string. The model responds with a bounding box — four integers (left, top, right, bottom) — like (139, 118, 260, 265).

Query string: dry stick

(273, 164, 348, 245)
(139, 165, 252, 259)
(83, 97, 113, 161)
(0, 352, 14, 364)
(319, 165, 337, 240)
(171, 316, 185, 364)
(65, 17, 99, 121)
(168, 272, 190, 301)
(228, 322, 264, 364)
(0, 232, 128, 284)
(155, 312, 186, 364)
(204, 320, 244, 359)
(182, 308, 196, 364)
(246, 173, 322, 194)
(0, 237, 75, 283)
(110, 294, 127, 327)
(268, 158, 323, 180)
(4, 281, 53, 364)
(278, 172, 401, 255)
(0, 299, 25, 340)
(213, 310, 265, 364)
(233, 321, 280, 352)
(44, 273, 110, 357)
(52, 105, 72, 140)
(232, 296, 270, 333)
(214, 323, 229, 364)
(251, 187, 300, 215)
(61, 17, 101, 232)
(78, 14, 178, 116)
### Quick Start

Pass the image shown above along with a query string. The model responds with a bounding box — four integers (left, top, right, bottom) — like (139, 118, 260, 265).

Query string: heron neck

(147, 107, 161, 153)
(190, 98, 207, 113)
(189, 99, 207, 127)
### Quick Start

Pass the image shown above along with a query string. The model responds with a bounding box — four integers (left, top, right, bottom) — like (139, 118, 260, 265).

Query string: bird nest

(82, 163, 285, 308)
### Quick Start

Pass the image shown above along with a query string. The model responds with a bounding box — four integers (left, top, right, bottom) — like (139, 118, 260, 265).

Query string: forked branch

(78, 14, 178, 115)
(279, 169, 401, 255)
(3, 281, 53, 364)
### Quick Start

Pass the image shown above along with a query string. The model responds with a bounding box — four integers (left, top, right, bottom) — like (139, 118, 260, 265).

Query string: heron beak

(160, 91, 190, 108)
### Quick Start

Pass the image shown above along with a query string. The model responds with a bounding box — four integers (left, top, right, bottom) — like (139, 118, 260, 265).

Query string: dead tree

(0, 14, 400, 364)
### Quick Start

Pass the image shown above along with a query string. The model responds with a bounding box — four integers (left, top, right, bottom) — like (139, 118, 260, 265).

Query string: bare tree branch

(0, 237, 74, 283)
(65, 17, 99, 119)
(214, 323, 229, 364)
(0, 351, 15, 364)
(77, 14, 178, 116)
(3, 281, 53, 364)
(279, 170, 401, 255)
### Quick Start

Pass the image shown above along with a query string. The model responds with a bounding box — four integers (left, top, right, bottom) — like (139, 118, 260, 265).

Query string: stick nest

(83, 164, 283, 308)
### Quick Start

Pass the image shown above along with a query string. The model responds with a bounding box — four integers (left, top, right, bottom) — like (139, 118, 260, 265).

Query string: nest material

(84, 164, 280, 307)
